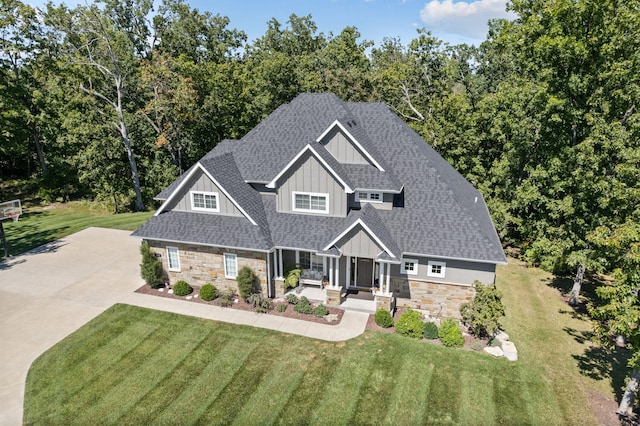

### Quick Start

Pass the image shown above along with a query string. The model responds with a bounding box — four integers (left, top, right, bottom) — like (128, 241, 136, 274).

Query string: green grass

(26, 304, 574, 426)
(0, 201, 152, 258)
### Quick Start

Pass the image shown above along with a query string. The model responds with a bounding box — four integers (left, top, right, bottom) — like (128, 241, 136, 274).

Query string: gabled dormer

(316, 119, 385, 171)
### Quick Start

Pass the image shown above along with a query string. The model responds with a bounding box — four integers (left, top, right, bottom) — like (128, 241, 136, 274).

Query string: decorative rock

(325, 313, 339, 323)
(158, 288, 164, 292)
(495, 331, 510, 342)
(186, 296, 192, 300)
(194, 294, 199, 298)
(484, 346, 504, 357)
(168, 289, 174, 294)
(501, 340, 518, 361)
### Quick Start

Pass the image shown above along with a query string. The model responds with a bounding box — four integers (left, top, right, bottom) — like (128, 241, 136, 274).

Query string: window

(299, 251, 323, 273)
(293, 192, 328, 213)
(166, 246, 180, 271)
(401, 258, 418, 275)
(428, 261, 446, 278)
(191, 191, 219, 212)
(355, 191, 383, 203)
(224, 253, 237, 278)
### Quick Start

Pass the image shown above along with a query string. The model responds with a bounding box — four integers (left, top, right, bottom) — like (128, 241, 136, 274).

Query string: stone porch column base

(374, 292, 394, 312)
(274, 278, 286, 298)
(325, 286, 344, 306)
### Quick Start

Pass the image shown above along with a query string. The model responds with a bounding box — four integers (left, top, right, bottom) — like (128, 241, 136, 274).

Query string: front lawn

(26, 304, 568, 425)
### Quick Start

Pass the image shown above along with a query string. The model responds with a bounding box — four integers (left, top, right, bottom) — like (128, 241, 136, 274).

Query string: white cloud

(419, 0, 515, 41)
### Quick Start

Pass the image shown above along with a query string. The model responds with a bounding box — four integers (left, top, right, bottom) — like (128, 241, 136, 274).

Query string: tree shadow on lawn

(569, 333, 632, 401)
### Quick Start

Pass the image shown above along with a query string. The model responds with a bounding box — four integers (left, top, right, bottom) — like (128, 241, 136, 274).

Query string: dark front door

(356, 258, 373, 288)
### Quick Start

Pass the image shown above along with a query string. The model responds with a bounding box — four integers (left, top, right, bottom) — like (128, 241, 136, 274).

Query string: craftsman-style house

(132, 93, 506, 316)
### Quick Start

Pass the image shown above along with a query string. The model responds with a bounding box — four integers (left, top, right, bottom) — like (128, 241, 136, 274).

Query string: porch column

(278, 248, 283, 278)
(386, 266, 391, 295)
(295, 250, 300, 265)
(378, 262, 384, 294)
(266, 253, 272, 297)
(335, 257, 340, 287)
(345, 256, 351, 289)
(329, 257, 334, 287)
(323, 257, 327, 278)
(371, 261, 375, 289)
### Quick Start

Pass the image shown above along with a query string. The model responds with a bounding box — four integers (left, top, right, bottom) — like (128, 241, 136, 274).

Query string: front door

(356, 258, 373, 288)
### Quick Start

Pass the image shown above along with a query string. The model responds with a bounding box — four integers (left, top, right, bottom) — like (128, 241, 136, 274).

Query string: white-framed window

(292, 192, 329, 214)
(299, 251, 324, 274)
(191, 191, 219, 212)
(428, 261, 446, 278)
(166, 246, 181, 271)
(355, 191, 383, 203)
(401, 258, 418, 275)
(224, 253, 238, 278)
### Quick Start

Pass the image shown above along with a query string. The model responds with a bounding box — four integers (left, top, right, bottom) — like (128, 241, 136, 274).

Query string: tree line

(2, 0, 640, 410)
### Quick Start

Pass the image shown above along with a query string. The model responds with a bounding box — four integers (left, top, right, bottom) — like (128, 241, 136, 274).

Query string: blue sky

(28, 0, 516, 47)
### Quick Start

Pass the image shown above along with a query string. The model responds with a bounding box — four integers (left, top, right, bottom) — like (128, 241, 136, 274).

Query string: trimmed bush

(438, 318, 464, 348)
(140, 242, 163, 288)
(237, 266, 258, 301)
(247, 293, 274, 313)
(277, 303, 287, 313)
(313, 304, 329, 317)
(395, 308, 425, 338)
(374, 309, 394, 328)
(470, 339, 485, 351)
(285, 294, 299, 305)
(172, 280, 192, 296)
(294, 296, 313, 314)
(423, 321, 439, 339)
(460, 281, 505, 338)
(199, 284, 218, 301)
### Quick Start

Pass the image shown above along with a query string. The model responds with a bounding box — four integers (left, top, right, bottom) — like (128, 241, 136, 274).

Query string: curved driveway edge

(0, 227, 368, 425)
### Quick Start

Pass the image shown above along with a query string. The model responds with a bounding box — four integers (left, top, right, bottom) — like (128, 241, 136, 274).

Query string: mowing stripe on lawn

(270, 342, 339, 424)
(492, 368, 531, 425)
(381, 347, 435, 424)
(424, 354, 463, 424)
(351, 343, 403, 424)
(231, 348, 309, 425)
(151, 336, 260, 425)
(458, 368, 496, 424)
(73, 325, 212, 424)
(195, 343, 278, 425)
(114, 328, 233, 424)
(309, 341, 377, 425)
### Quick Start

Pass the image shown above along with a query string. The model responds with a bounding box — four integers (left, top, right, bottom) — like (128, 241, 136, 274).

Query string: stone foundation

(374, 293, 394, 312)
(325, 286, 344, 306)
(146, 241, 268, 295)
(392, 277, 474, 319)
(274, 278, 287, 297)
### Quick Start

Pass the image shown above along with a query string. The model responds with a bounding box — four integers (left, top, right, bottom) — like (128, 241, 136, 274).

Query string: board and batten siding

(276, 153, 347, 217)
(165, 169, 243, 217)
(337, 226, 383, 258)
(390, 256, 496, 285)
(321, 127, 370, 165)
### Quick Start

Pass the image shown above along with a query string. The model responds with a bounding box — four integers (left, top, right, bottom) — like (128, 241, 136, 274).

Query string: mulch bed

(136, 284, 344, 325)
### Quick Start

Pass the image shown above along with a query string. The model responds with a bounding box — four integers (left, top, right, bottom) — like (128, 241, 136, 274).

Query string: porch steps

(336, 298, 376, 314)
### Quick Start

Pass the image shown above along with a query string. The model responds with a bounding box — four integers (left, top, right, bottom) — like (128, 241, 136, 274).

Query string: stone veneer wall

(147, 241, 268, 296)
(391, 277, 475, 319)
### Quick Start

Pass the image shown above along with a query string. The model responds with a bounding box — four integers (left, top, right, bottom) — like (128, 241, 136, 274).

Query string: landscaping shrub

(218, 289, 234, 307)
(294, 296, 313, 314)
(285, 293, 299, 305)
(395, 308, 425, 338)
(313, 304, 329, 317)
(423, 321, 439, 339)
(172, 280, 192, 296)
(438, 318, 464, 348)
(460, 281, 505, 338)
(470, 339, 485, 351)
(277, 303, 287, 313)
(237, 266, 258, 301)
(374, 309, 394, 328)
(140, 242, 163, 288)
(199, 284, 217, 301)
(247, 293, 274, 313)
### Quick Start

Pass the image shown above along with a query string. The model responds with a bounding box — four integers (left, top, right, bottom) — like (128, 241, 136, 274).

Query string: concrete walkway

(0, 227, 368, 425)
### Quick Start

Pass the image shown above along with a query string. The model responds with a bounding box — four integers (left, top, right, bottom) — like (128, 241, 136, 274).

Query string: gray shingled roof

(137, 93, 506, 264)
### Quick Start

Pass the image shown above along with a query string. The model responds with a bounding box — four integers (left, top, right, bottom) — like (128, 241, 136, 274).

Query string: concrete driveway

(0, 227, 143, 426)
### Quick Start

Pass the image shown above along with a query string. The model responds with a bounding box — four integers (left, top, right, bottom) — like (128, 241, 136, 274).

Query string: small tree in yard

(237, 266, 258, 301)
(140, 242, 163, 288)
(460, 281, 505, 338)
